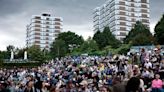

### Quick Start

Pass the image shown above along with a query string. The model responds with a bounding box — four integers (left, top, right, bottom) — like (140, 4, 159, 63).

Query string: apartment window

(35, 41, 40, 44)
(119, 11, 126, 15)
(55, 18, 61, 21)
(35, 29, 40, 31)
(55, 26, 60, 29)
(46, 26, 49, 28)
(56, 30, 60, 33)
(120, 27, 126, 31)
(120, 32, 127, 36)
(142, 14, 148, 18)
(119, 1, 125, 5)
(46, 22, 49, 24)
(46, 33, 49, 36)
(54, 34, 58, 37)
(144, 24, 149, 28)
(45, 45, 49, 48)
(46, 18, 49, 20)
(55, 22, 61, 25)
(120, 22, 126, 25)
(35, 37, 40, 39)
(142, 19, 149, 23)
(120, 17, 126, 20)
(35, 16, 41, 19)
(141, 4, 148, 8)
(141, 9, 148, 13)
(131, 8, 135, 12)
(35, 21, 41, 23)
(35, 45, 40, 47)
(132, 18, 136, 22)
(35, 33, 40, 35)
(120, 6, 125, 10)
(131, 13, 135, 17)
(35, 25, 41, 27)
(141, 0, 147, 3)
(46, 37, 49, 40)
(131, 3, 134, 7)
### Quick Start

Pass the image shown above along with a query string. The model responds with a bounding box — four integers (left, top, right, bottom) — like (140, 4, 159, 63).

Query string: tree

(103, 27, 121, 48)
(0, 51, 3, 66)
(93, 27, 121, 49)
(154, 14, 164, 45)
(50, 39, 67, 58)
(7, 45, 15, 52)
(56, 31, 84, 53)
(93, 30, 105, 49)
(27, 46, 44, 62)
(4, 45, 16, 59)
(80, 37, 99, 53)
(15, 48, 26, 59)
(124, 21, 154, 46)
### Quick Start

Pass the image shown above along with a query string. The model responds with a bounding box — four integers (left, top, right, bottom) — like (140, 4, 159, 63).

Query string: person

(144, 61, 152, 69)
(126, 77, 140, 92)
(154, 48, 162, 63)
(151, 74, 163, 92)
(140, 48, 146, 66)
(112, 76, 125, 92)
(99, 85, 112, 92)
(24, 81, 37, 92)
(0, 82, 10, 92)
(79, 80, 90, 92)
(159, 60, 164, 79)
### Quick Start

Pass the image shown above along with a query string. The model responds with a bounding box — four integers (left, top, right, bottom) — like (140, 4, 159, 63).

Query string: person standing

(140, 48, 146, 67)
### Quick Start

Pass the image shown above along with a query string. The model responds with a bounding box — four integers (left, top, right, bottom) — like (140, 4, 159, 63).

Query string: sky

(0, 0, 164, 51)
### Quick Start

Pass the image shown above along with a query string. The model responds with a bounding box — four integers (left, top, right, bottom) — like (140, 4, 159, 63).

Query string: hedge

(0, 62, 42, 68)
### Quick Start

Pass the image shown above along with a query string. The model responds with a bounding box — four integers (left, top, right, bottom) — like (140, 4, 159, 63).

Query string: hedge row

(0, 62, 42, 68)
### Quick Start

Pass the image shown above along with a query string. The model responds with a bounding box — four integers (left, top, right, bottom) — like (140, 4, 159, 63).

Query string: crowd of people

(0, 48, 163, 92)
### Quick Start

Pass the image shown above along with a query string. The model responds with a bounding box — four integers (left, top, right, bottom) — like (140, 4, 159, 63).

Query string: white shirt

(144, 62, 152, 69)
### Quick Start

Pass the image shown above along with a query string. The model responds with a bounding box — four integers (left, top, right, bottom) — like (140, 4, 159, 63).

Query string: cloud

(63, 23, 94, 40)
(0, 0, 163, 50)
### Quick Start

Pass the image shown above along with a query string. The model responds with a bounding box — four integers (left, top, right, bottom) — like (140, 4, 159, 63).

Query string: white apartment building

(93, 0, 150, 41)
(26, 13, 63, 50)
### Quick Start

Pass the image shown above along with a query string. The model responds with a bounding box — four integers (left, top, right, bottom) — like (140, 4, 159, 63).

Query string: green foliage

(117, 44, 131, 54)
(93, 27, 121, 49)
(27, 46, 45, 62)
(50, 39, 67, 58)
(0, 51, 3, 66)
(104, 44, 131, 55)
(154, 14, 164, 45)
(2, 62, 42, 68)
(6, 45, 15, 52)
(42, 48, 52, 60)
(15, 48, 26, 59)
(57, 31, 84, 52)
(80, 37, 99, 53)
(124, 21, 154, 46)
(93, 30, 105, 49)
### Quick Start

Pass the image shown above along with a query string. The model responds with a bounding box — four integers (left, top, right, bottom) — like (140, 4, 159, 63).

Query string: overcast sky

(0, 0, 164, 50)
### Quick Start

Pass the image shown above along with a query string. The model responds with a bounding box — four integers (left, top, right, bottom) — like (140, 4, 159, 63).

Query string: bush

(1, 62, 42, 68)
